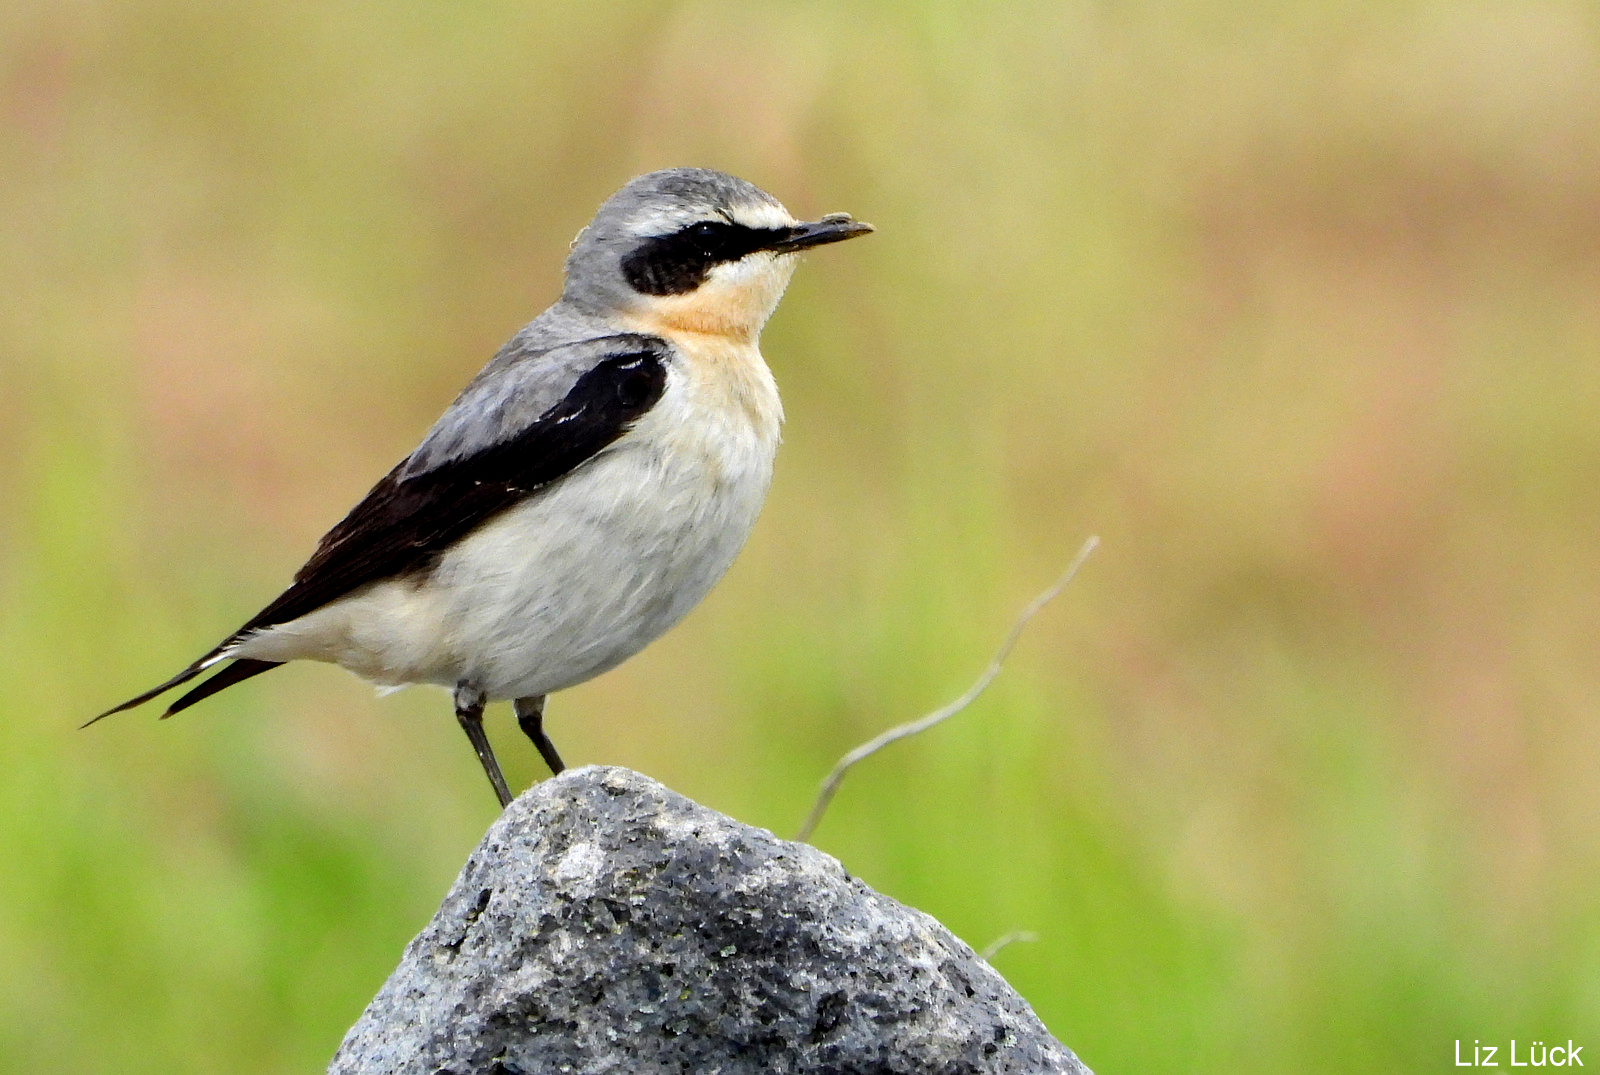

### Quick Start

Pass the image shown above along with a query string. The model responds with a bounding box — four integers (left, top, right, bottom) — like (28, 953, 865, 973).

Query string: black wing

(90, 337, 669, 723)
(240, 340, 669, 636)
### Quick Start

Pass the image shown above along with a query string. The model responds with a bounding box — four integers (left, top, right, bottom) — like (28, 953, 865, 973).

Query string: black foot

(454, 683, 512, 808)
(514, 695, 566, 775)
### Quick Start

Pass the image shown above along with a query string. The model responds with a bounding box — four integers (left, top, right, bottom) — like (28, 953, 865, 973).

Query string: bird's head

(563, 168, 873, 343)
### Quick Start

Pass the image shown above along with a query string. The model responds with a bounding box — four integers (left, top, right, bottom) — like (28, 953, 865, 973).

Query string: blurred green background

(5, 1, 1600, 1071)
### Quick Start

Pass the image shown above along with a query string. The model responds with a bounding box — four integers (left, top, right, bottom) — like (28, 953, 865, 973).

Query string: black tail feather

(162, 659, 282, 718)
(83, 663, 209, 728)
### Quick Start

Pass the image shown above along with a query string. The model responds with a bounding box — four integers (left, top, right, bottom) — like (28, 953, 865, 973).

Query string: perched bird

(91, 168, 873, 806)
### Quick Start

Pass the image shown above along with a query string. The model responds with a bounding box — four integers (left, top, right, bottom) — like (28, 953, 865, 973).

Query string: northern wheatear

(92, 168, 873, 806)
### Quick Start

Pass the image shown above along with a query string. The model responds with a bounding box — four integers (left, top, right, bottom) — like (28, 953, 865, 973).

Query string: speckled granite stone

(329, 766, 1091, 1075)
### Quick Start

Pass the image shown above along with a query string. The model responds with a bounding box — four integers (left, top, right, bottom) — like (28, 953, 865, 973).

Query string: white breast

(236, 343, 783, 702)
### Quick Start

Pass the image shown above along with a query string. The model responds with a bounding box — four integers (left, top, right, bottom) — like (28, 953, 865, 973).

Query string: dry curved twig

(978, 930, 1041, 961)
(795, 536, 1099, 842)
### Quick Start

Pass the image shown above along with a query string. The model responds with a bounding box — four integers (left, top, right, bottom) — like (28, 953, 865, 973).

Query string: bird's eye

(686, 221, 725, 253)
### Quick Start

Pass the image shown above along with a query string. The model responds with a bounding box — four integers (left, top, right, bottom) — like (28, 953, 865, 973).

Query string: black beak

(768, 213, 875, 253)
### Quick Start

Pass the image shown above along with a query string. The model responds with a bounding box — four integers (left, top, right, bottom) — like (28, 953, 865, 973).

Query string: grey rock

(330, 766, 1092, 1075)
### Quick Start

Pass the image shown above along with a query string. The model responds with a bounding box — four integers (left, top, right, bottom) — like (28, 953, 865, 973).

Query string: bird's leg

(454, 683, 513, 808)
(514, 694, 566, 775)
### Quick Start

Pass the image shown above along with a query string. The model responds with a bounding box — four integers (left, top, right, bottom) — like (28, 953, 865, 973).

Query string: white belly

(236, 356, 780, 700)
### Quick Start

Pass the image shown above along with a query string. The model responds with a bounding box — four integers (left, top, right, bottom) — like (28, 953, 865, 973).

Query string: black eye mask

(620, 220, 790, 296)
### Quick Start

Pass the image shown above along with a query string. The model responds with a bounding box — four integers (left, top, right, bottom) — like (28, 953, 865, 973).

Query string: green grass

(5, 1, 1600, 1070)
